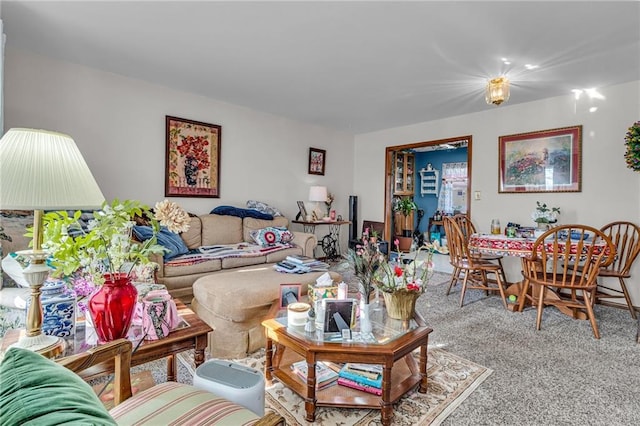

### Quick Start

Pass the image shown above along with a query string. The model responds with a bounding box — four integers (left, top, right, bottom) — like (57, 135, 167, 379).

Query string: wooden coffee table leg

(305, 359, 317, 422)
(166, 354, 176, 381)
(419, 344, 428, 393)
(264, 337, 274, 386)
(380, 364, 393, 426)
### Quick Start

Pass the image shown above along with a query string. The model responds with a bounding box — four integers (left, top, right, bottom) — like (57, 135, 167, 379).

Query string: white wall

(354, 80, 640, 305)
(3, 48, 354, 231)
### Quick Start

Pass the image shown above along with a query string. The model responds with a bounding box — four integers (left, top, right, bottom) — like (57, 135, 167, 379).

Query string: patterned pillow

(246, 200, 283, 217)
(251, 227, 293, 246)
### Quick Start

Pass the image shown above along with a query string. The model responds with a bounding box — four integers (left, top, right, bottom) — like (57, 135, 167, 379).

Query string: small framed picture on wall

(308, 147, 326, 175)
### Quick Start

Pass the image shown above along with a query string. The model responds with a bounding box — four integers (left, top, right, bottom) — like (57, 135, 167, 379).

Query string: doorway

(383, 136, 472, 246)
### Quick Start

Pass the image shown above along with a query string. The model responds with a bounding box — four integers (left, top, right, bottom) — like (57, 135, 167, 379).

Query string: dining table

(467, 232, 609, 319)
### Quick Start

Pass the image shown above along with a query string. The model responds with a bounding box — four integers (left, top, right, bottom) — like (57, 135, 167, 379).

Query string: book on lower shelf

(338, 363, 383, 389)
(291, 360, 339, 390)
(337, 377, 382, 396)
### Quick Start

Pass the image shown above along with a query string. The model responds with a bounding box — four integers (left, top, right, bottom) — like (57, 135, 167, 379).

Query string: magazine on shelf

(338, 364, 383, 389)
(345, 363, 383, 375)
(343, 366, 380, 380)
(291, 360, 339, 390)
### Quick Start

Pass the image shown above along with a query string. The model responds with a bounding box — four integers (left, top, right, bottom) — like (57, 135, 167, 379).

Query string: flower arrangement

(343, 231, 386, 303)
(38, 199, 189, 287)
(531, 201, 560, 225)
(624, 120, 640, 172)
(325, 192, 334, 215)
(375, 240, 434, 294)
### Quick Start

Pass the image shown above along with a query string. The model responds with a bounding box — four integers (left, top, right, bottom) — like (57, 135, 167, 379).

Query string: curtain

(438, 162, 468, 214)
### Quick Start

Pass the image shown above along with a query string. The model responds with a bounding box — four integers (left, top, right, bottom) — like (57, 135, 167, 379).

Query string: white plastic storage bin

(192, 359, 265, 416)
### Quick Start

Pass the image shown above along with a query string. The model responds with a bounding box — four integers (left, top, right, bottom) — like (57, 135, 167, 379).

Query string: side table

(0, 299, 212, 382)
(292, 220, 350, 260)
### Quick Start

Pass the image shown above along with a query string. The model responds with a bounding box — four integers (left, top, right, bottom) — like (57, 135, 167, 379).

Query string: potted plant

(375, 241, 434, 320)
(37, 198, 190, 342)
(393, 197, 417, 251)
(531, 201, 560, 231)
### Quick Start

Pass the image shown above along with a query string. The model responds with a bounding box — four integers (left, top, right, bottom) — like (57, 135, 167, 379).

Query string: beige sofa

(156, 214, 317, 300)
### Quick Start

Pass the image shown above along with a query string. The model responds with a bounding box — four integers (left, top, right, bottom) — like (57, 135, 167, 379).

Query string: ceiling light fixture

(485, 76, 510, 106)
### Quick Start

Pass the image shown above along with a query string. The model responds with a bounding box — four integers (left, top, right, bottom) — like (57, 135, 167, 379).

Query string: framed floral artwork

(165, 116, 221, 198)
(498, 125, 582, 193)
(308, 147, 326, 175)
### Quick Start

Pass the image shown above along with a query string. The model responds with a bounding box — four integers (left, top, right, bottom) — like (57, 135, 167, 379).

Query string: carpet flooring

(101, 268, 640, 425)
(176, 347, 491, 426)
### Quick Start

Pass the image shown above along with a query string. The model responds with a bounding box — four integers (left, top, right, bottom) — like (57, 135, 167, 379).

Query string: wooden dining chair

(445, 214, 507, 295)
(517, 224, 615, 339)
(443, 216, 509, 308)
(596, 221, 640, 319)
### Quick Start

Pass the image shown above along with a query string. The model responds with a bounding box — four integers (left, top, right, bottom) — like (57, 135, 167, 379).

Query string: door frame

(384, 135, 473, 241)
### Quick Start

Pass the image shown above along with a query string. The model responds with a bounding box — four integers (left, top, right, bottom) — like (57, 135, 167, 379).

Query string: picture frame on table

(165, 115, 221, 198)
(296, 201, 308, 221)
(308, 147, 326, 176)
(322, 299, 356, 333)
(498, 125, 582, 193)
(279, 283, 302, 309)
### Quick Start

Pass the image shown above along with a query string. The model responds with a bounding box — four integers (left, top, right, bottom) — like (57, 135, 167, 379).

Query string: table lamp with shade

(0, 128, 105, 356)
(308, 185, 327, 221)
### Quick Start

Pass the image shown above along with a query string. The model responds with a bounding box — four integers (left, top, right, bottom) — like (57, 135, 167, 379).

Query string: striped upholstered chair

(0, 339, 283, 426)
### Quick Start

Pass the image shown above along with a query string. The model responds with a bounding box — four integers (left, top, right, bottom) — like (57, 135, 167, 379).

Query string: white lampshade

(0, 128, 105, 210)
(308, 186, 328, 202)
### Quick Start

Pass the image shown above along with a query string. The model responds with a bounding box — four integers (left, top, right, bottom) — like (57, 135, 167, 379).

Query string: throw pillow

(251, 226, 294, 246)
(0, 347, 116, 425)
(246, 200, 283, 217)
(132, 226, 189, 261)
(210, 205, 274, 220)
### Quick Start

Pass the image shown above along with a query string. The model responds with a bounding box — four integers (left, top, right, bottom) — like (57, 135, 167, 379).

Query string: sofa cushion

(265, 245, 303, 263)
(250, 227, 294, 246)
(211, 205, 273, 220)
(164, 258, 222, 277)
(0, 347, 116, 426)
(180, 216, 203, 249)
(243, 217, 289, 243)
(109, 382, 260, 425)
(201, 215, 243, 245)
(221, 255, 267, 269)
(133, 226, 189, 261)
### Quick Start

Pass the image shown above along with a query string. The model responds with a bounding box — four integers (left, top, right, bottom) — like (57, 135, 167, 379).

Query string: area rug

(178, 347, 492, 425)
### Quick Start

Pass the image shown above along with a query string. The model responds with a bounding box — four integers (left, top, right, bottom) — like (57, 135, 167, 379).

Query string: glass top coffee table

(261, 299, 433, 426)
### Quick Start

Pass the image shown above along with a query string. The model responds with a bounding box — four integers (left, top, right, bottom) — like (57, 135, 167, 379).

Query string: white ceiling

(2, 1, 639, 134)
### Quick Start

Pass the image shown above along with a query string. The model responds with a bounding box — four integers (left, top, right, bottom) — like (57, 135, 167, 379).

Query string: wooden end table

(1, 299, 212, 382)
(262, 300, 432, 425)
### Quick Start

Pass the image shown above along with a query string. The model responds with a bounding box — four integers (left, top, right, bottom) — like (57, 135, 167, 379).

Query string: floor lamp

(0, 128, 105, 356)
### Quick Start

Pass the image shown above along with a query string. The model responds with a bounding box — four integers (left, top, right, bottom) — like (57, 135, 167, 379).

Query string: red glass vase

(88, 273, 138, 343)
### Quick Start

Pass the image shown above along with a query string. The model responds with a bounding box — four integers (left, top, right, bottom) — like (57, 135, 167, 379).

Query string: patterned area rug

(178, 347, 492, 425)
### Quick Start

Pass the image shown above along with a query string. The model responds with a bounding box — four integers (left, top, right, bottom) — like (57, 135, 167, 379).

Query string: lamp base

(9, 332, 66, 358)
